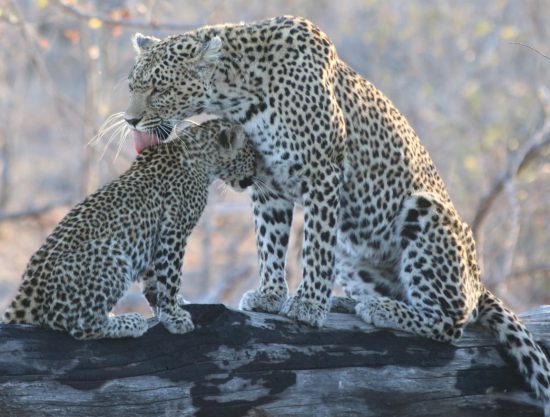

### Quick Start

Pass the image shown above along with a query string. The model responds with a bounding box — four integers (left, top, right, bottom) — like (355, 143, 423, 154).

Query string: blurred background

(0, 0, 549, 318)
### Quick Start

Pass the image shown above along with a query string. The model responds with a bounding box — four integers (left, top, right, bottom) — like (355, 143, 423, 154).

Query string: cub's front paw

(239, 289, 286, 314)
(161, 307, 194, 335)
(280, 296, 327, 327)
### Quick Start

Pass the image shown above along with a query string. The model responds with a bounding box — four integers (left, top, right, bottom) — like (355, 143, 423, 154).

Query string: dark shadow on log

(1, 304, 549, 417)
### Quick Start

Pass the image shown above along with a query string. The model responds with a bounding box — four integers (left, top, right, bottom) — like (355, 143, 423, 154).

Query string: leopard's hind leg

(333, 248, 402, 314)
(68, 312, 148, 340)
(53, 241, 148, 339)
(355, 193, 480, 342)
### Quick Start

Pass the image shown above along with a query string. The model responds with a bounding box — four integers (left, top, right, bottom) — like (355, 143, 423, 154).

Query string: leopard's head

(125, 32, 222, 147)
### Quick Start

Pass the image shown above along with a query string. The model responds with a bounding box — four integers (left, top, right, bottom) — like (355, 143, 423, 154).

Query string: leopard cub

(2, 119, 256, 339)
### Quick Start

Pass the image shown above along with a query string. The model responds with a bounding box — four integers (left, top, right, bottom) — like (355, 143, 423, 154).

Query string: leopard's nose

(124, 116, 142, 127)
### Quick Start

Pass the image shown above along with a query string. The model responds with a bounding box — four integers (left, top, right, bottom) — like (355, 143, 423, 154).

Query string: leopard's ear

(132, 33, 160, 55)
(217, 125, 246, 152)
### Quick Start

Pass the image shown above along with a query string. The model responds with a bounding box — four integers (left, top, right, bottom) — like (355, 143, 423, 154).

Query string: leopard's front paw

(161, 307, 194, 335)
(329, 296, 358, 313)
(239, 289, 286, 314)
(280, 296, 327, 327)
(355, 296, 390, 327)
(355, 298, 378, 324)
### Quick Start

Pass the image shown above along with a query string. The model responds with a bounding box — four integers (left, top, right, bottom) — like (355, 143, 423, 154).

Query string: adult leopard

(124, 16, 549, 407)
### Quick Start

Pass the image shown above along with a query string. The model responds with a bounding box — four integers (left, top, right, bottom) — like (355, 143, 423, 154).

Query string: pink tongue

(132, 130, 160, 154)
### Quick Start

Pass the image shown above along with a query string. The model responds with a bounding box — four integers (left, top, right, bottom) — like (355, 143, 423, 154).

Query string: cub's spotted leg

(141, 267, 158, 308)
(239, 189, 293, 314)
(141, 267, 164, 324)
(281, 166, 341, 327)
(355, 194, 475, 342)
(142, 267, 189, 308)
(151, 219, 194, 335)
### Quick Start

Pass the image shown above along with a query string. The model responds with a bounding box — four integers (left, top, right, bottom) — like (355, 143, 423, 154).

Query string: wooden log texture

(1, 304, 549, 417)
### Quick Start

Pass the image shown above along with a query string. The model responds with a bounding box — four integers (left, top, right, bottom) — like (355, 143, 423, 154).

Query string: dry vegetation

(0, 0, 548, 317)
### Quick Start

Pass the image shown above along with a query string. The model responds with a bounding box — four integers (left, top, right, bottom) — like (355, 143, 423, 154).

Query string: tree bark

(1, 304, 549, 417)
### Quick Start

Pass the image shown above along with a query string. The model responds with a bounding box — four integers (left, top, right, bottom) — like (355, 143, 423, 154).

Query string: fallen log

(0, 304, 549, 417)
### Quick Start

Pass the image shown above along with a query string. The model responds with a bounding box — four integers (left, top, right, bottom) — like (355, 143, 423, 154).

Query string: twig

(4, 0, 83, 122)
(54, 0, 197, 31)
(508, 41, 550, 61)
(0, 198, 73, 222)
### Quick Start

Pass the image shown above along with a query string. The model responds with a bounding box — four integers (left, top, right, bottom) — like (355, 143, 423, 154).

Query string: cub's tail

(2, 298, 29, 324)
(477, 289, 550, 409)
(2, 280, 36, 324)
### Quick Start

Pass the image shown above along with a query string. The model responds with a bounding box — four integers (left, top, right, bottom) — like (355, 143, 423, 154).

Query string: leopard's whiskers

(90, 112, 125, 146)
(113, 123, 132, 161)
(98, 124, 123, 161)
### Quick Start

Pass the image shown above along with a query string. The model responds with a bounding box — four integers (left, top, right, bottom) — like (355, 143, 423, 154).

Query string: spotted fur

(123, 16, 550, 406)
(2, 120, 256, 339)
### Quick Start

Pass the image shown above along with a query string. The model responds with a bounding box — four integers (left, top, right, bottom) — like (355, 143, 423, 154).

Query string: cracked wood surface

(1, 304, 549, 417)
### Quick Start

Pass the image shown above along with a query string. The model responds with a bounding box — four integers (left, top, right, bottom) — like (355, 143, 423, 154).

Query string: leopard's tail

(477, 289, 550, 408)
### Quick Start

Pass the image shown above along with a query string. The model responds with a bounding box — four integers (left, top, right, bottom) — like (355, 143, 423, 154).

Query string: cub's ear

(132, 33, 160, 54)
(201, 36, 222, 65)
(217, 125, 246, 152)
(190, 36, 222, 74)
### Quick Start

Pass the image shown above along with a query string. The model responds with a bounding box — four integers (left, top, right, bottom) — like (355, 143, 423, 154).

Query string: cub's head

(186, 120, 256, 192)
(125, 33, 222, 144)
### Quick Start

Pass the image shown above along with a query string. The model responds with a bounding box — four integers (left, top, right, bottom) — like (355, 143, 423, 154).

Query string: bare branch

(471, 92, 550, 239)
(494, 180, 520, 285)
(54, 0, 197, 31)
(538, 86, 550, 117)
